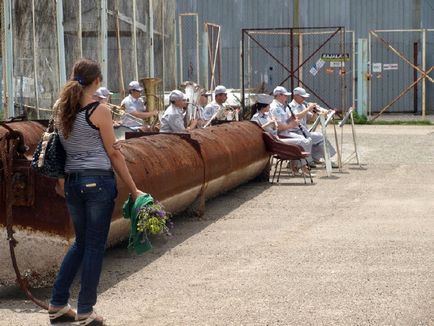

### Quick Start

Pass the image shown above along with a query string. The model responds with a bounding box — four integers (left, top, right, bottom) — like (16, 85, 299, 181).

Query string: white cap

(128, 81, 144, 92)
(214, 85, 227, 95)
(256, 94, 273, 105)
(95, 87, 113, 99)
(169, 90, 188, 102)
(272, 86, 291, 96)
(293, 87, 310, 98)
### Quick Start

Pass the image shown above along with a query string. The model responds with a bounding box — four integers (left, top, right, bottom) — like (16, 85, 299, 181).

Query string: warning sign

(320, 53, 350, 62)
(383, 63, 398, 70)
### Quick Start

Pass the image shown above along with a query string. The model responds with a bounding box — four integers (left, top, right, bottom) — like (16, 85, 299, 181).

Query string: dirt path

(1, 125, 434, 325)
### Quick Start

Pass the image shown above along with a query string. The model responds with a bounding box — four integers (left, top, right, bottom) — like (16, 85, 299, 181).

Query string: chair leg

(304, 158, 313, 183)
(300, 159, 307, 184)
(271, 156, 278, 183)
(276, 159, 284, 183)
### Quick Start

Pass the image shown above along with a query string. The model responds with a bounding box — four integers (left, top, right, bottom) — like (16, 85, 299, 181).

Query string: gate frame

(241, 26, 348, 112)
(368, 28, 434, 120)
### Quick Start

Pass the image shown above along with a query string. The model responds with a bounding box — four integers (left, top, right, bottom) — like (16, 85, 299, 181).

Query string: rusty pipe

(0, 120, 269, 285)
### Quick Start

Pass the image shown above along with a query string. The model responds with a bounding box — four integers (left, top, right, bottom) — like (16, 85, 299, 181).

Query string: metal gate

(241, 27, 352, 113)
(368, 29, 434, 119)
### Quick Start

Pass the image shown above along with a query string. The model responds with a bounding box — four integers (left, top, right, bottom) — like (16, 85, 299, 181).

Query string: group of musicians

(94, 81, 336, 172)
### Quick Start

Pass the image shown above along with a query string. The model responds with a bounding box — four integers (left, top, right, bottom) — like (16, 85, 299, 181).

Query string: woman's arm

(91, 104, 143, 199)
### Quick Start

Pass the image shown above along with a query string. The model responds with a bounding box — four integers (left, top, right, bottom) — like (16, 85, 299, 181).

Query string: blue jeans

(50, 174, 117, 314)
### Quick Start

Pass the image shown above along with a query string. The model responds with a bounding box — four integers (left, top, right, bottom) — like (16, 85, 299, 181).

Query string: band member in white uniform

(160, 90, 197, 133)
(253, 93, 312, 175)
(203, 85, 230, 124)
(289, 87, 336, 165)
(269, 86, 313, 160)
(120, 81, 157, 120)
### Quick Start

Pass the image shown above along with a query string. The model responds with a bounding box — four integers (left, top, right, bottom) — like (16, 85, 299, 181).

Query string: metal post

(32, 0, 40, 118)
(78, 0, 83, 57)
(56, 0, 66, 86)
(149, 0, 155, 77)
(178, 16, 183, 83)
(100, 0, 108, 83)
(201, 31, 208, 89)
(421, 28, 426, 117)
(241, 30, 245, 112)
(367, 32, 371, 117)
(357, 38, 368, 116)
(195, 16, 200, 84)
(4, 0, 14, 118)
(132, 0, 138, 80)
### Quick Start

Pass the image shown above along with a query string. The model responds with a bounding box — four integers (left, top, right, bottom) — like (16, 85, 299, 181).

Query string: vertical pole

(351, 31, 356, 109)
(421, 28, 426, 117)
(149, 0, 155, 77)
(56, 0, 66, 86)
(100, 0, 108, 83)
(357, 38, 368, 116)
(340, 28, 346, 113)
(78, 0, 83, 57)
(32, 0, 40, 118)
(178, 16, 183, 83)
(161, 3, 165, 91)
(4, 0, 14, 118)
(367, 32, 371, 117)
(241, 30, 245, 112)
(298, 33, 303, 85)
(132, 0, 138, 80)
(200, 30, 208, 89)
(290, 29, 294, 91)
(195, 15, 200, 84)
(413, 42, 418, 114)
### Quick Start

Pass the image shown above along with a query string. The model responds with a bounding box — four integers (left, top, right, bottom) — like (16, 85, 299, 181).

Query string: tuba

(140, 77, 162, 129)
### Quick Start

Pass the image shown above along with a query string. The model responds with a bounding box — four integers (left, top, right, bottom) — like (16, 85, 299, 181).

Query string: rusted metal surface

(0, 121, 72, 237)
(1, 120, 269, 285)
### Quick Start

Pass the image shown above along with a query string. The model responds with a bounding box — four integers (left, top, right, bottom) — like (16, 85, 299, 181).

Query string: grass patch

(342, 110, 432, 126)
(368, 119, 432, 125)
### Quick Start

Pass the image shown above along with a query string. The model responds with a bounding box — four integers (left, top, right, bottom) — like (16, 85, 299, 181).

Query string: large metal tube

(0, 120, 268, 285)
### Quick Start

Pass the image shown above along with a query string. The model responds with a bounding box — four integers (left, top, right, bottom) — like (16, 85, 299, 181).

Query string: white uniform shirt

(269, 99, 294, 136)
(120, 94, 146, 114)
(289, 99, 313, 127)
(251, 112, 277, 136)
(160, 104, 186, 133)
(203, 101, 226, 121)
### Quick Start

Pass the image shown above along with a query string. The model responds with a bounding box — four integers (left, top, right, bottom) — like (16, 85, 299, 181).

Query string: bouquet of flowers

(123, 193, 172, 254)
(136, 201, 171, 237)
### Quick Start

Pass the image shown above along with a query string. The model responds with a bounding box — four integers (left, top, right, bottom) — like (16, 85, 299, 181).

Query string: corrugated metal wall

(177, 0, 434, 114)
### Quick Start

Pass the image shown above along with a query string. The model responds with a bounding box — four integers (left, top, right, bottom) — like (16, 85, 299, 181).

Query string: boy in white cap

(202, 85, 229, 125)
(120, 81, 157, 120)
(289, 87, 336, 165)
(94, 87, 113, 104)
(160, 90, 197, 133)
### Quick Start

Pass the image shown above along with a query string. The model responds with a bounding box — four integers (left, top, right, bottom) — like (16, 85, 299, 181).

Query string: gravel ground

(2, 124, 434, 326)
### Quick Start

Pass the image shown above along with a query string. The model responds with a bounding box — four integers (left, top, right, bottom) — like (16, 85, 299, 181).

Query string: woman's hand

(131, 190, 145, 201)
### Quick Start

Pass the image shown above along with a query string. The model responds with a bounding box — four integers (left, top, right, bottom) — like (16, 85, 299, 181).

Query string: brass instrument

(140, 77, 162, 130)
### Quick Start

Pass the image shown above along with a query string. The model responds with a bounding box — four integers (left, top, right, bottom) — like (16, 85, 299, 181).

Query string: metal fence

(241, 27, 353, 113)
(1, 0, 176, 120)
(368, 29, 434, 118)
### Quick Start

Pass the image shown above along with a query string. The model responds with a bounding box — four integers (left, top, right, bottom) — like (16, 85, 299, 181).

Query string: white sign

(330, 61, 344, 68)
(372, 63, 382, 73)
(316, 58, 325, 69)
(383, 63, 398, 70)
(309, 66, 318, 76)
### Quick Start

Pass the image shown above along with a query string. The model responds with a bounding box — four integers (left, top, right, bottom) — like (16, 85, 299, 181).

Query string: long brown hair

(57, 58, 102, 138)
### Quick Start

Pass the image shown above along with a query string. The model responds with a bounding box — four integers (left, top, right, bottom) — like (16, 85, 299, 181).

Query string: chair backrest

(262, 132, 306, 159)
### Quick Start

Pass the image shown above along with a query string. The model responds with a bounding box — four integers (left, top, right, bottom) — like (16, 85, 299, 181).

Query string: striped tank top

(59, 102, 112, 172)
